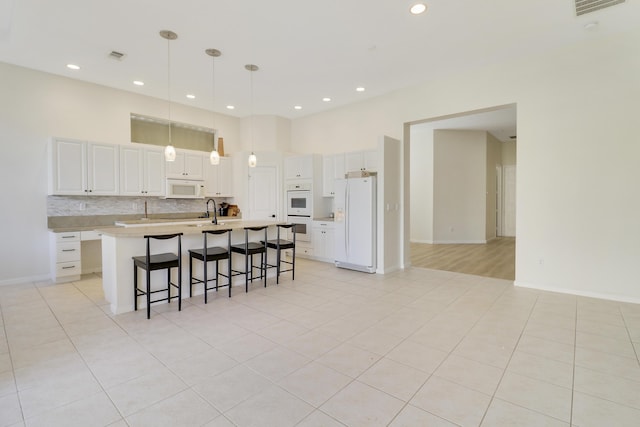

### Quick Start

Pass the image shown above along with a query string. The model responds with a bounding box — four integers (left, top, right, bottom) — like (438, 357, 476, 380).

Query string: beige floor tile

(225, 385, 313, 427)
(572, 391, 640, 427)
(452, 336, 514, 369)
(283, 330, 341, 359)
(166, 347, 238, 386)
(410, 376, 491, 426)
(125, 389, 220, 427)
(0, 392, 23, 426)
(523, 321, 576, 345)
(24, 392, 121, 427)
(316, 342, 381, 378)
(0, 370, 16, 398)
(202, 415, 236, 427)
(385, 340, 448, 373)
(278, 362, 351, 407)
(575, 331, 637, 359)
(254, 319, 309, 344)
(574, 347, 640, 383)
(358, 357, 430, 401)
(481, 398, 569, 426)
(321, 381, 404, 427)
(192, 365, 272, 413)
(507, 351, 574, 388)
(388, 405, 458, 426)
(215, 332, 277, 362)
(295, 410, 346, 427)
(495, 372, 572, 422)
(408, 325, 466, 353)
(347, 328, 405, 355)
(106, 370, 188, 416)
(516, 335, 574, 364)
(244, 346, 310, 382)
(434, 354, 504, 396)
(573, 366, 640, 409)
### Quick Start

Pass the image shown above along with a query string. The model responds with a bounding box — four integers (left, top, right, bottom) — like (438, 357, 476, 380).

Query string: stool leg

(189, 255, 193, 298)
(204, 257, 208, 304)
(215, 260, 219, 291)
(167, 269, 171, 304)
(178, 265, 182, 312)
(276, 248, 281, 284)
(146, 268, 151, 319)
(262, 252, 266, 287)
(133, 264, 138, 311)
(245, 252, 249, 292)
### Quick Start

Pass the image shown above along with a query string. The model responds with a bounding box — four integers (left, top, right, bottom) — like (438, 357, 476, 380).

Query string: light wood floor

(410, 237, 515, 280)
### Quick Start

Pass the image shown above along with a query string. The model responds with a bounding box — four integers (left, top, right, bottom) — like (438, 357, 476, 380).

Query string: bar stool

(264, 224, 296, 284)
(132, 233, 182, 319)
(188, 229, 232, 302)
(231, 226, 268, 292)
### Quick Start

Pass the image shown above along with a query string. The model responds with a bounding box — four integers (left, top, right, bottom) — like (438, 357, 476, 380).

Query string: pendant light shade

(164, 145, 176, 162)
(160, 30, 178, 162)
(210, 149, 220, 165)
(248, 152, 257, 168)
(206, 48, 222, 165)
(245, 64, 259, 168)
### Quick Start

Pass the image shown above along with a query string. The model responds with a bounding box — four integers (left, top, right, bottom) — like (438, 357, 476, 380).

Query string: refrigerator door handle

(345, 183, 349, 258)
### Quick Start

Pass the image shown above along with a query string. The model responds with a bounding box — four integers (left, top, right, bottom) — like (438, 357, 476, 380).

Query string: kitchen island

(96, 220, 283, 315)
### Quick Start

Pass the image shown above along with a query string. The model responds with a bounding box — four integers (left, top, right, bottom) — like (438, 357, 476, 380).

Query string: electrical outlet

(79, 202, 86, 211)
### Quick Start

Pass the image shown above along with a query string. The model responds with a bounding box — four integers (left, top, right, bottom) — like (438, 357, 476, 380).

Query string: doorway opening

(408, 104, 517, 280)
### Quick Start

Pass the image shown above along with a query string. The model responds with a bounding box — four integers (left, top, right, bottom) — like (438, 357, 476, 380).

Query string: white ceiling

(0, 0, 638, 122)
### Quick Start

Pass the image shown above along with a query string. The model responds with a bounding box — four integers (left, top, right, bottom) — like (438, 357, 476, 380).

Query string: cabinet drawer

(56, 232, 80, 242)
(56, 261, 81, 277)
(80, 230, 103, 241)
(56, 242, 81, 262)
(298, 247, 314, 256)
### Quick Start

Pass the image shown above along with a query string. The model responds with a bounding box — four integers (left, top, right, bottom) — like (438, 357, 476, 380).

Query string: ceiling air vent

(108, 50, 126, 61)
(575, 0, 625, 16)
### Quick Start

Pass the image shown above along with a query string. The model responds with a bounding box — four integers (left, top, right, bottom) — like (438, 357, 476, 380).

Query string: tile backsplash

(47, 195, 229, 217)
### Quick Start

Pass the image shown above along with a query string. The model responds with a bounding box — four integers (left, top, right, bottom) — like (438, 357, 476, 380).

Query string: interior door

(248, 166, 278, 220)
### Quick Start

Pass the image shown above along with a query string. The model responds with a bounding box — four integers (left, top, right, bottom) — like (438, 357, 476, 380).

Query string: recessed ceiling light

(133, 80, 144, 86)
(66, 64, 80, 70)
(322, 97, 331, 102)
(294, 105, 302, 110)
(186, 94, 196, 99)
(410, 3, 427, 15)
(226, 105, 235, 110)
(356, 87, 365, 92)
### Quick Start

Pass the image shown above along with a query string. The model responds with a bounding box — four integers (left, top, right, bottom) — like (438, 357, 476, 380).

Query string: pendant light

(160, 30, 178, 162)
(206, 48, 221, 165)
(245, 64, 259, 168)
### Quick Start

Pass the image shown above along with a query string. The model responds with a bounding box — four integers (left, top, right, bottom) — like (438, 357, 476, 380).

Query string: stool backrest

(277, 223, 296, 244)
(142, 233, 183, 265)
(203, 229, 232, 256)
(244, 225, 268, 249)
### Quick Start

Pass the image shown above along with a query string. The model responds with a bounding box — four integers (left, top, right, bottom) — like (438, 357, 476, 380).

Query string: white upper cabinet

(345, 149, 377, 172)
(322, 153, 345, 197)
(50, 139, 119, 195)
(204, 156, 233, 197)
(120, 145, 165, 196)
(285, 155, 314, 180)
(165, 150, 204, 180)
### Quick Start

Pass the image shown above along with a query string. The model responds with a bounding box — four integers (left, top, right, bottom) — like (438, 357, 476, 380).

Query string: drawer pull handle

(61, 236, 77, 239)
(62, 266, 76, 270)
(62, 249, 76, 252)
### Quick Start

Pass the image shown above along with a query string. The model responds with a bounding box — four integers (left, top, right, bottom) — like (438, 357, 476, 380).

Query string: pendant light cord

(167, 36, 172, 145)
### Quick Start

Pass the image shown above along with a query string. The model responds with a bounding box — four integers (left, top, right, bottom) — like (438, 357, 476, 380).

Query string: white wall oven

(286, 215, 312, 242)
(286, 183, 312, 216)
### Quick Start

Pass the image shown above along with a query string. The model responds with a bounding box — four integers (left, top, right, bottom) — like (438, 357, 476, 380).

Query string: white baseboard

(410, 239, 434, 244)
(0, 274, 51, 287)
(432, 240, 488, 244)
(515, 280, 640, 305)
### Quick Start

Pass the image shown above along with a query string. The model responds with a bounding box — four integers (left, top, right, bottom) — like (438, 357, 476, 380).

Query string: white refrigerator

(334, 171, 377, 273)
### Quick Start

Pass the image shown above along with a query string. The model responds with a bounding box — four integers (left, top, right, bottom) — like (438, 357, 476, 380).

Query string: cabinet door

(284, 156, 299, 180)
(324, 229, 335, 260)
(312, 228, 324, 257)
(297, 155, 313, 179)
(120, 145, 143, 196)
(216, 157, 233, 197)
(87, 143, 119, 195)
(333, 153, 346, 179)
(184, 153, 204, 179)
(345, 151, 364, 172)
(143, 148, 165, 196)
(165, 151, 186, 178)
(285, 155, 313, 179)
(50, 139, 86, 195)
(322, 155, 335, 197)
(363, 150, 377, 171)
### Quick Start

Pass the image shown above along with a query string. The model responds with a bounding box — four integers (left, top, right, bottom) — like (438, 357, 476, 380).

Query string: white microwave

(165, 179, 205, 199)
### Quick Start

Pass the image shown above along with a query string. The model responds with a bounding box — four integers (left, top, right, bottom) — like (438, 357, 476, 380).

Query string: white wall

(433, 130, 487, 243)
(486, 133, 502, 240)
(409, 126, 434, 243)
(291, 28, 640, 302)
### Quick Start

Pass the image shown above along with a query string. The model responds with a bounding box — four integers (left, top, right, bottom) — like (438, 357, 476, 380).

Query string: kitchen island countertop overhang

(97, 220, 285, 315)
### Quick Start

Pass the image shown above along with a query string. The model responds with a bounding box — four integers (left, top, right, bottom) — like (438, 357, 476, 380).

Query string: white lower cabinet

(312, 221, 335, 262)
(50, 231, 82, 282)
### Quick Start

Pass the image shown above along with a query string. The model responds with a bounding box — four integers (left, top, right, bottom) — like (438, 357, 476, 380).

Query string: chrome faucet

(206, 198, 218, 224)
